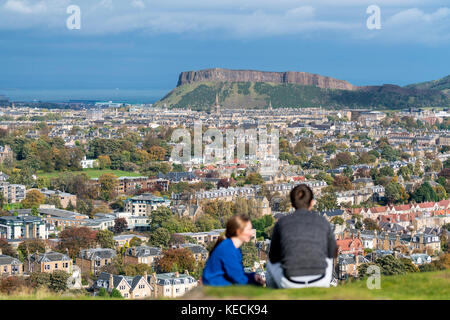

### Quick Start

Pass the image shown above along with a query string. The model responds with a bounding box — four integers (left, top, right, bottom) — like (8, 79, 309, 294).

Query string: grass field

(184, 270, 450, 300)
(37, 168, 145, 179)
(1, 271, 448, 300)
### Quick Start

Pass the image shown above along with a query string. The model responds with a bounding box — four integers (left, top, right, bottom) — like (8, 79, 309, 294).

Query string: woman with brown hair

(201, 214, 265, 286)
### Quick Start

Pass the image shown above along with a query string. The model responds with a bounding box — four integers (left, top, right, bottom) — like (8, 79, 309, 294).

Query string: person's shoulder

(309, 210, 331, 223)
(214, 238, 233, 253)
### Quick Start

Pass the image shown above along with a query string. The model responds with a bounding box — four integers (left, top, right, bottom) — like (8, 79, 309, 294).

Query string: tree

(0, 276, 28, 294)
(49, 270, 70, 292)
(29, 272, 51, 288)
(18, 239, 46, 260)
(113, 218, 128, 234)
(363, 218, 380, 231)
(148, 228, 170, 248)
(330, 216, 345, 225)
(97, 155, 111, 169)
(98, 173, 118, 201)
(150, 206, 173, 231)
(195, 214, 221, 232)
(59, 227, 97, 258)
(22, 190, 45, 209)
(434, 185, 447, 201)
(0, 239, 17, 257)
(123, 263, 153, 276)
(241, 242, 258, 268)
(412, 182, 438, 203)
(129, 236, 143, 247)
(431, 159, 443, 172)
(333, 175, 353, 191)
(333, 152, 354, 167)
(245, 173, 265, 185)
(314, 192, 338, 212)
(385, 182, 404, 204)
(96, 229, 115, 249)
(98, 287, 108, 297)
(379, 166, 395, 177)
(157, 248, 196, 273)
(148, 146, 166, 161)
(110, 288, 123, 298)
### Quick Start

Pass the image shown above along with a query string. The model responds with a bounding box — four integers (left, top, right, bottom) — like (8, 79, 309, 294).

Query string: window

(55, 263, 58, 269)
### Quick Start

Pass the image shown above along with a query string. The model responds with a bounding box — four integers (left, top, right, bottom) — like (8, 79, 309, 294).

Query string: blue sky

(0, 0, 449, 101)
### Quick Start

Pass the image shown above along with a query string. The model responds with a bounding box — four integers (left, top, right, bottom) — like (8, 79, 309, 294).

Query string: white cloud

(131, 0, 145, 9)
(3, 0, 47, 14)
(0, 0, 448, 44)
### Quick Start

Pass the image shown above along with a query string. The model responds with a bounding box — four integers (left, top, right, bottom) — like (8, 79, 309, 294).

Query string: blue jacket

(202, 238, 257, 286)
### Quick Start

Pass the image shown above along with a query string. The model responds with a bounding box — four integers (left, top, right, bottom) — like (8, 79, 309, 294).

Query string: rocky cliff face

(177, 68, 357, 91)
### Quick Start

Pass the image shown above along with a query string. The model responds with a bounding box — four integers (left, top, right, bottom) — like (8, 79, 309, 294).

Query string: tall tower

(215, 93, 221, 115)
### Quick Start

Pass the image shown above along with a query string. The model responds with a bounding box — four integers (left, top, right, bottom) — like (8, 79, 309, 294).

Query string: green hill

(183, 270, 450, 300)
(154, 81, 449, 111)
(405, 75, 450, 94)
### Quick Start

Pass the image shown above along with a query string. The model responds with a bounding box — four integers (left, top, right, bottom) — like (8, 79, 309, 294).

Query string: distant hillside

(177, 68, 357, 90)
(405, 75, 450, 94)
(154, 78, 449, 110)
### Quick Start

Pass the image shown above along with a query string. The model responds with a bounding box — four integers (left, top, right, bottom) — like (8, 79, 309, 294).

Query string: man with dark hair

(266, 184, 338, 288)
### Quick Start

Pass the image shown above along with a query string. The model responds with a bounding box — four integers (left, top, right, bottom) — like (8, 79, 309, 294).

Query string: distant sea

(0, 89, 168, 104)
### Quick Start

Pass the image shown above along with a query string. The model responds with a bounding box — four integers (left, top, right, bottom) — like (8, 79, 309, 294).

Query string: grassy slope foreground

(184, 270, 450, 300)
(0, 271, 448, 300)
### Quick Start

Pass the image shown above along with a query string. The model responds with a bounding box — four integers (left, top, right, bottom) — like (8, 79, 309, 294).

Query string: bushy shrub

(0, 276, 28, 295)
(110, 288, 123, 298)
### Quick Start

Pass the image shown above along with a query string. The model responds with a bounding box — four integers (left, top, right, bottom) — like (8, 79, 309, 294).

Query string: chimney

(174, 271, 179, 278)
(144, 271, 148, 280)
(0, 248, 2, 255)
(184, 270, 189, 276)
(109, 273, 114, 290)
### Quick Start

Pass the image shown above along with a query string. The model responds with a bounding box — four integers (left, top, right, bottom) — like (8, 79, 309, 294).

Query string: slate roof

(28, 251, 71, 263)
(150, 272, 197, 286)
(157, 172, 197, 182)
(178, 243, 208, 255)
(0, 255, 22, 266)
(126, 245, 161, 257)
(13, 208, 88, 219)
(79, 248, 116, 260)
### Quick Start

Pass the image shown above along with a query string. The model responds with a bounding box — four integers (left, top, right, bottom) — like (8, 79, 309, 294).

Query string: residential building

(124, 245, 162, 267)
(113, 234, 149, 248)
(147, 271, 197, 298)
(24, 251, 72, 274)
(124, 193, 171, 216)
(76, 248, 117, 276)
(0, 215, 47, 240)
(31, 188, 77, 209)
(93, 272, 154, 299)
(177, 243, 209, 263)
(0, 250, 23, 276)
(0, 182, 26, 204)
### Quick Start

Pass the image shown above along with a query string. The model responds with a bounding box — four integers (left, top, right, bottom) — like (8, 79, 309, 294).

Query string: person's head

(290, 184, 314, 210)
(210, 215, 252, 253)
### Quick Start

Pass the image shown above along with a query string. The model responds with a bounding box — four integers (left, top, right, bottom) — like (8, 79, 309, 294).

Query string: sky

(0, 0, 449, 101)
